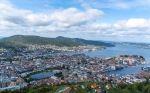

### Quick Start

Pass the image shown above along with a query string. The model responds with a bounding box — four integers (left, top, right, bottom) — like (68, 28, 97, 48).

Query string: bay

(85, 44, 150, 61)
(84, 43, 150, 76)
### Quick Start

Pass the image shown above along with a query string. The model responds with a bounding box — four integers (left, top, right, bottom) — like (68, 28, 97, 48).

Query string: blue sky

(0, 0, 150, 43)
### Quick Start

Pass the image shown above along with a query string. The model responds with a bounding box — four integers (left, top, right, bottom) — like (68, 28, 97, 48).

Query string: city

(0, 0, 150, 93)
(0, 40, 149, 92)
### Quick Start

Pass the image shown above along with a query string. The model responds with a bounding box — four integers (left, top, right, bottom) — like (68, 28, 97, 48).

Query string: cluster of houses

(0, 47, 148, 91)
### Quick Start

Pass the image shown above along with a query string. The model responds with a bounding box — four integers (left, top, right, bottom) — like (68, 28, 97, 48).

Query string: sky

(0, 0, 150, 43)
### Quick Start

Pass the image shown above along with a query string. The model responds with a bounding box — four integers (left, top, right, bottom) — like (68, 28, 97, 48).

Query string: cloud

(114, 18, 150, 30)
(0, 0, 103, 27)
(0, 0, 103, 35)
(49, 8, 103, 27)
(111, 18, 150, 38)
(70, 18, 150, 38)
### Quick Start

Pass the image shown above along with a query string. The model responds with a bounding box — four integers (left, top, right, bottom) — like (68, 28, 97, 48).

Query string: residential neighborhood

(0, 46, 149, 92)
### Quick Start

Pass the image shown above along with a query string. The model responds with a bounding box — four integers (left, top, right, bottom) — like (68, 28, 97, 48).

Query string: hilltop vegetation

(0, 81, 149, 93)
(0, 35, 114, 48)
(0, 82, 100, 93)
(107, 80, 150, 93)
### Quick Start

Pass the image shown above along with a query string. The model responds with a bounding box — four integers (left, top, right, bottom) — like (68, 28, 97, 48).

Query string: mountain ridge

(0, 35, 114, 48)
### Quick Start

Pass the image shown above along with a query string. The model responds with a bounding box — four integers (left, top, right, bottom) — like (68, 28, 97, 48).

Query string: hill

(0, 35, 114, 48)
(107, 81, 150, 93)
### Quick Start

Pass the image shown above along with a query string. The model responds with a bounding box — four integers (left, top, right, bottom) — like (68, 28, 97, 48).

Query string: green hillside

(0, 35, 114, 48)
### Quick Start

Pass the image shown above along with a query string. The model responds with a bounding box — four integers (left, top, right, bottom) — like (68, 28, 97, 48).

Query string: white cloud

(114, 18, 150, 30)
(49, 8, 103, 27)
(69, 18, 150, 39)
(0, 0, 103, 27)
(0, 0, 103, 35)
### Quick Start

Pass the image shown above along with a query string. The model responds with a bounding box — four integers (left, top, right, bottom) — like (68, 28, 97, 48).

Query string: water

(107, 64, 149, 77)
(84, 43, 150, 76)
(85, 44, 150, 61)
(31, 71, 54, 80)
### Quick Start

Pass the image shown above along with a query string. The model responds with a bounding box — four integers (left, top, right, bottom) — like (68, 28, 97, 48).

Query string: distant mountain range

(0, 35, 114, 49)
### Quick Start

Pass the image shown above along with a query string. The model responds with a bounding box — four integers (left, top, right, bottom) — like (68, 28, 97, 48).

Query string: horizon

(0, 34, 150, 44)
(0, 0, 150, 43)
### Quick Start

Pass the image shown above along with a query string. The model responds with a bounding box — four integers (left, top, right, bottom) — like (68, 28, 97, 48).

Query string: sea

(84, 43, 150, 76)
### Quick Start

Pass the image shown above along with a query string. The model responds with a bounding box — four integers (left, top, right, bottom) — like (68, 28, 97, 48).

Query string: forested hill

(0, 35, 114, 48)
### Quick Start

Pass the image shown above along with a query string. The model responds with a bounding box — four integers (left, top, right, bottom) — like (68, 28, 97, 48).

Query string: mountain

(0, 35, 114, 48)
